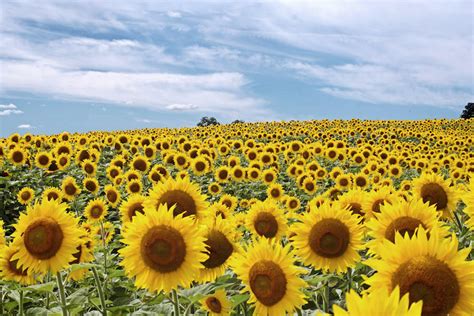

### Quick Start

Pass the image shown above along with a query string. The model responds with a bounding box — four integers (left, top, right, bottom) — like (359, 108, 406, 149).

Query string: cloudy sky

(0, 0, 472, 136)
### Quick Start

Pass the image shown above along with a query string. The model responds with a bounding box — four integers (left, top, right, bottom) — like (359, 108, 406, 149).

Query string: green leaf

(25, 281, 55, 293)
(230, 293, 249, 307)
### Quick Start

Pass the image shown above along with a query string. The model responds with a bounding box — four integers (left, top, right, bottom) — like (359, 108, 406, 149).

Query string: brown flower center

(20, 191, 31, 201)
(420, 183, 448, 211)
(202, 230, 233, 269)
(384, 216, 425, 243)
(355, 177, 367, 187)
(195, 161, 206, 172)
(107, 190, 118, 203)
(254, 212, 278, 238)
(391, 256, 459, 316)
(249, 260, 287, 306)
(38, 155, 49, 166)
(47, 192, 59, 200)
(70, 245, 83, 264)
(348, 203, 363, 217)
(8, 254, 28, 276)
(140, 225, 186, 273)
(129, 182, 140, 193)
(133, 159, 147, 172)
(85, 181, 97, 192)
(270, 188, 280, 198)
(372, 199, 385, 214)
(24, 218, 64, 259)
(339, 178, 349, 187)
(12, 151, 24, 163)
(309, 218, 350, 258)
(205, 297, 222, 313)
(90, 206, 103, 218)
(157, 190, 197, 218)
(65, 183, 77, 196)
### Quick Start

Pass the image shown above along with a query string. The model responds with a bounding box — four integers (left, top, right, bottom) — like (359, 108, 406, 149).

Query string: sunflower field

(0, 119, 473, 316)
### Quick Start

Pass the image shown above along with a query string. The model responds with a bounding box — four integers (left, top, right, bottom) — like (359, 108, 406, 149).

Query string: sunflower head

(247, 199, 287, 241)
(0, 245, 38, 285)
(18, 187, 35, 205)
(84, 198, 108, 223)
(200, 290, 231, 316)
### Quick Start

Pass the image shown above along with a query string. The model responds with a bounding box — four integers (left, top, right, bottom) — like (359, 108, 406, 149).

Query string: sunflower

(267, 183, 284, 200)
(61, 176, 81, 201)
(10, 199, 82, 274)
(219, 194, 238, 212)
(286, 196, 301, 212)
(333, 287, 422, 316)
(247, 199, 287, 240)
(104, 185, 121, 207)
(191, 157, 210, 175)
(362, 186, 395, 219)
(68, 234, 94, 281)
(208, 182, 222, 195)
(35, 151, 52, 169)
(0, 245, 37, 285)
(8, 147, 28, 166)
(207, 203, 232, 223)
(412, 173, 459, 218)
(81, 159, 97, 176)
(290, 203, 364, 273)
(200, 289, 231, 316)
(18, 187, 35, 205)
(262, 169, 277, 184)
(230, 239, 306, 316)
(352, 173, 369, 189)
(144, 176, 208, 221)
(335, 174, 352, 191)
(366, 197, 446, 254)
(0, 220, 5, 248)
(83, 177, 100, 195)
(119, 204, 207, 293)
(42, 187, 63, 202)
(119, 194, 146, 224)
(215, 166, 230, 183)
(365, 227, 474, 316)
(337, 189, 366, 219)
(131, 155, 150, 173)
(84, 198, 108, 222)
(126, 179, 143, 195)
(199, 217, 240, 282)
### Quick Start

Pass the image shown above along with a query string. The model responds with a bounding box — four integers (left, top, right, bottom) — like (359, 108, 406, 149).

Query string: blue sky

(0, 1, 472, 137)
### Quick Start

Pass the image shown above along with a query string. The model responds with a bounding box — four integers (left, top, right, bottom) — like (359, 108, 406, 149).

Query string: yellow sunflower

(200, 289, 231, 316)
(267, 183, 284, 200)
(333, 287, 422, 316)
(412, 173, 459, 218)
(42, 187, 63, 202)
(11, 199, 82, 274)
(84, 198, 108, 223)
(119, 204, 207, 293)
(365, 227, 474, 316)
(361, 186, 395, 219)
(68, 234, 94, 281)
(104, 185, 121, 207)
(8, 147, 28, 166)
(246, 199, 287, 240)
(290, 203, 364, 273)
(199, 217, 240, 283)
(18, 187, 35, 205)
(144, 176, 208, 221)
(83, 177, 100, 195)
(230, 239, 306, 316)
(117, 195, 145, 225)
(366, 197, 447, 254)
(0, 220, 5, 248)
(0, 245, 38, 285)
(61, 176, 81, 201)
(337, 189, 367, 219)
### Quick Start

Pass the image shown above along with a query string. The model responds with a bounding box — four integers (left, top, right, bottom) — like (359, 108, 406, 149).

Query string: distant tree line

(460, 102, 473, 119)
(196, 117, 245, 126)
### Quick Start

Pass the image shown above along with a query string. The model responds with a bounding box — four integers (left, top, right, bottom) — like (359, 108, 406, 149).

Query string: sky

(0, 0, 473, 137)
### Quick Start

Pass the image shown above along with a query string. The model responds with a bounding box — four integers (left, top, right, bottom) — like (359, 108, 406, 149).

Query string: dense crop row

(0, 119, 473, 315)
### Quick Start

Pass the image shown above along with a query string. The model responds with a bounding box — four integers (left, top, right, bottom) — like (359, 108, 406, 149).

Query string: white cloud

(166, 103, 198, 111)
(0, 60, 268, 119)
(167, 11, 182, 18)
(17, 124, 33, 129)
(136, 118, 152, 123)
(0, 103, 23, 116)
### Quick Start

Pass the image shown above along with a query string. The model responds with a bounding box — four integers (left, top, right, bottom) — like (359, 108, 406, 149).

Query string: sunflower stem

(45, 272, 51, 309)
(92, 266, 107, 316)
(56, 272, 68, 316)
(453, 211, 464, 234)
(172, 289, 180, 316)
(296, 308, 303, 316)
(19, 289, 24, 316)
(99, 220, 108, 299)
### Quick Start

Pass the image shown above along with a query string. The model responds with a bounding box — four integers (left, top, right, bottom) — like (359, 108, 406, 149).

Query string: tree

(460, 102, 474, 119)
(197, 116, 220, 127)
(231, 120, 245, 124)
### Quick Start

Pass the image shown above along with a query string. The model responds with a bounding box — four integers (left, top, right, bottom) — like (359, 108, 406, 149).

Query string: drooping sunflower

(230, 239, 306, 316)
(246, 199, 287, 240)
(119, 204, 207, 293)
(84, 198, 108, 223)
(119, 194, 146, 224)
(144, 176, 208, 221)
(412, 173, 459, 218)
(366, 226, 474, 315)
(366, 197, 447, 254)
(0, 245, 38, 285)
(17, 187, 35, 205)
(61, 176, 81, 201)
(199, 217, 240, 283)
(290, 203, 364, 273)
(200, 289, 231, 316)
(333, 287, 422, 316)
(362, 186, 395, 219)
(11, 199, 82, 274)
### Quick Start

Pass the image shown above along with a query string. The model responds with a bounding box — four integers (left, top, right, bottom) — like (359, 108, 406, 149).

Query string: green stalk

(172, 289, 180, 316)
(56, 272, 68, 316)
(453, 211, 464, 234)
(92, 266, 107, 316)
(19, 290, 24, 316)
